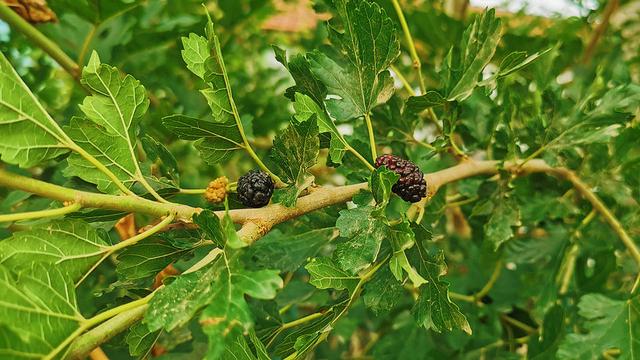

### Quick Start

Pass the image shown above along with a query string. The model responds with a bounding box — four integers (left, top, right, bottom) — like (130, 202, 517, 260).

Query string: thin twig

(0, 203, 81, 223)
(390, 64, 416, 95)
(65, 305, 148, 360)
(46, 292, 156, 360)
(582, 0, 619, 64)
(0, 3, 80, 79)
(390, 0, 425, 93)
(78, 24, 97, 66)
(474, 260, 503, 301)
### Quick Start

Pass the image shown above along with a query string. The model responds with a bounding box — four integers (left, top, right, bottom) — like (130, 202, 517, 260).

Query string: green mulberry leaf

(292, 92, 347, 164)
(162, 114, 244, 165)
(64, 52, 154, 194)
(363, 266, 405, 315)
(411, 227, 471, 334)
(115, 239, 194, 287)
(334, 205, 389, 274)
(309, 0, 400, 121)
(273, 46, 327, 108)
(125, 322, 161, 358)
(0, 52, 71, 167)
(181, 33, 209, 80)
(443, 9, 501, 101)
(484, 195, 520, 250)
(0, 220, 110, 283)
(558, 294, 640, 359)
(200, 263, 281, 359)
(271, 117, 319, 207)
(0, 264, 83, 359)
(305, 257, 358, 291)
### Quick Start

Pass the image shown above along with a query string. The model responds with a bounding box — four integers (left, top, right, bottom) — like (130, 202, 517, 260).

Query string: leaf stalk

(0, 202, 81, 223)
(364, 113, 378, 162)
(390, 0, 426, 94)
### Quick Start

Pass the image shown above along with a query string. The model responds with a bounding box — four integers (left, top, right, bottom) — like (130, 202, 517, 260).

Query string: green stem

(558, 210, 595, 294)
(346, 144, 376, 171)
(473, 260, 502, 301)
(449, 291, 475, 302)
(218, 41, 283, 186)
(285, 256, 389, 360)
(179, 188, 207, 195)
(364, 113, 378, 162)
(44, 292, 156, 360)
(0, 169, 196, 220)
(332, 255, 389, 326)
(77, 24, 97, 66)
(555, 167, 640, 267)
(0, 202, 81, 223)
(501, 315, 537, 334)
(450, 133, 466, 157)
(83, 292, 156, 329)
(558, 244, 579, 295)
(409, 137, 437, 151)
(227, 181, 238, 192)
(445, 195, 478, 208)
(109, 214, 175, 252)
(390, 64, 416, 95)
(74, 214, 176, 286)
(449, 260, 503, 305)
(631, 273, 640, 295)
(281, 312, 324, 330)
(66, 305, 148, 360)
(427, 108, 442, 131)
(43, 325, 87, 360)
(0, 3, 81, 79)
(520, 145, 546, 168)
(390, 0, 425, 94)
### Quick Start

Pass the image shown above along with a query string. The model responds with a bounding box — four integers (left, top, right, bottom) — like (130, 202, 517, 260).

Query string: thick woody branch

(0, 160, 638, 265)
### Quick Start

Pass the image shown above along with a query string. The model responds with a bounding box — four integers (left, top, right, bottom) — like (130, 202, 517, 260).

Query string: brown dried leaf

(5, 0, 57, 23)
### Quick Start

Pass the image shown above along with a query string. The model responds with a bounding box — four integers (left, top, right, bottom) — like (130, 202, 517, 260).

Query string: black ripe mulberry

(237, 170, 274, 208)
(374, 154, 427, 203)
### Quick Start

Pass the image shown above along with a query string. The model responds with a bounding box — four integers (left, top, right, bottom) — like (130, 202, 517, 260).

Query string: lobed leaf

(443, 9, 502, 101)
(293, 92, 347, 164)
(484, 195, 520, 250)
(65, 52, 152, 193)
(270, 117, 319, 206)
(363, 266, 405, 315)
(411, 225, 471, 334)
(334, 205, 389, 274)
(309, 0, 400, 121)
(162, 114, 244, 164)
(273, 46, 327, 108)
(305, 257, 358, 291)
(557, 294, 640, 359)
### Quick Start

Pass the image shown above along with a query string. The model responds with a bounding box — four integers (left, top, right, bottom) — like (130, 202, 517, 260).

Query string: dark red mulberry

(237, 170, 274, 208)
(374, 154, 427, 203)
